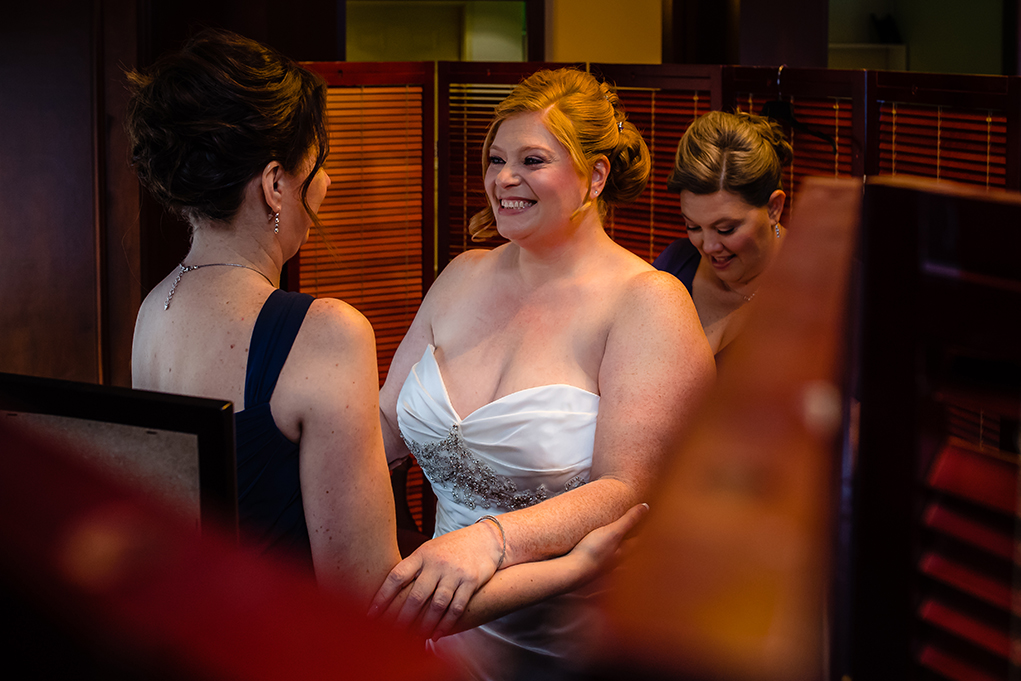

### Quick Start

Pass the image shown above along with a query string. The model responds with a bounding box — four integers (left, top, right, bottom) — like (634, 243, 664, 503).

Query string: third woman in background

(654, 110, 792, 358)
(374, 68, 715, 680)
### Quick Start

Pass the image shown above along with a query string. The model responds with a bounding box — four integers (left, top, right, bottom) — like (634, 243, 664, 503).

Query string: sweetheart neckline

(419, 344, 599, 422)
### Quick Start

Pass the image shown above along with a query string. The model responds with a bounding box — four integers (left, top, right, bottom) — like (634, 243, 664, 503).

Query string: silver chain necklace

(733, 225, 781, 303)
(164, 262, 273, 310)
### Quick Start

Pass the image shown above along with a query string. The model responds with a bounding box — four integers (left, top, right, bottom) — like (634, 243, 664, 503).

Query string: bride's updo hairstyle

(666, 110, 793, 208)
(469, 68, 651, 240)
(125, 29, 329, 228)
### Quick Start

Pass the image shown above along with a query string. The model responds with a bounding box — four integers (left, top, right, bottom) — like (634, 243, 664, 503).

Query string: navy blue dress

(652, 237, 700, 294)
(235, 289, 316, 572)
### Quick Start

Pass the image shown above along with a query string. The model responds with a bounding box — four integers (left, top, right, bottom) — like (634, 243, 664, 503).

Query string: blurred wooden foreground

(599, 177, 862, 681)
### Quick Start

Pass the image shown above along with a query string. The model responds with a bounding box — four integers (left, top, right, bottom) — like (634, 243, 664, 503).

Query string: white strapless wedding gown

(397, 345, 601, 681)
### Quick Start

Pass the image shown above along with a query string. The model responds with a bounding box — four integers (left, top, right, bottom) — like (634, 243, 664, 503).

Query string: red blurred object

(0, 419, 453, 680)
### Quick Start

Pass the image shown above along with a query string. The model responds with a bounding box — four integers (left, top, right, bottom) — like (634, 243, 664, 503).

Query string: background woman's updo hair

(666, 110, 793, 208)
(469, 68, 651, 240)
(125, 29, 329, 227)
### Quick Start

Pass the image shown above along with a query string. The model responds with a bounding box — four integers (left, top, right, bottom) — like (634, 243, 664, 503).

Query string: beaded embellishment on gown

(403, 423, 589, 511)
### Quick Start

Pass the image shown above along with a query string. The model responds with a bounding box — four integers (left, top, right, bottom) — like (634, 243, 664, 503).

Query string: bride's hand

(367, 518, 504, 634)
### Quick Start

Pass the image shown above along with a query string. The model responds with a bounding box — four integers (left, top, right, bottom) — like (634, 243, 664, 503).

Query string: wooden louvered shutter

(731, 93, 858, 225)
(878, 103, 1008, 188)
(444, 81, 515, 260)
(866, 71, 1021, 191)
(851, 177, 1021, 681)
(294, 64, 433, 387)
(609, 89, 712, 262)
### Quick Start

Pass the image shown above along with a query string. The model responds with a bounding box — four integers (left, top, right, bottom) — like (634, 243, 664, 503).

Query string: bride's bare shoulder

(429, 246, 503, 296)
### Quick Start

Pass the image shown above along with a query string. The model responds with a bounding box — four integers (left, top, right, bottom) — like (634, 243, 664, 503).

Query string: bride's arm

(372, 503, 650, 639)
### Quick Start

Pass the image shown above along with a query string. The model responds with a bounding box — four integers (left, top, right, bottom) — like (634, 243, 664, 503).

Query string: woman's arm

(373, 270, 715, 628)
(281, 298, 402, 606)
(373, 502, 651, 640)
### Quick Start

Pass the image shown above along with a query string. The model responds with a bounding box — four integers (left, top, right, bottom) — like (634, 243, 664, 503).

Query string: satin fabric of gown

(397, 345, 601, 681)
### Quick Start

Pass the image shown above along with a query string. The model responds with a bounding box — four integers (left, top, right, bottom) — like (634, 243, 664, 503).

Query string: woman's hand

(367, 518, 505, 635)
(562, 502, 649, 585)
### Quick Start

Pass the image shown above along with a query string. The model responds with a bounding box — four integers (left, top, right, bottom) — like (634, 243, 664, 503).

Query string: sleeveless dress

(397, 345, 600, 681)
(653, 236, 700, 294)
(235, 289, 315, 572)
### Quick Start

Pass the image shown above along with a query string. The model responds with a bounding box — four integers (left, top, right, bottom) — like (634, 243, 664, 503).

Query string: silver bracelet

(475, 514, 506, 570)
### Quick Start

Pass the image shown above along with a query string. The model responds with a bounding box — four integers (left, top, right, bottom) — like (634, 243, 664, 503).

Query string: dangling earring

(774, 224, 781, 238)
(273, 212, 280, 234)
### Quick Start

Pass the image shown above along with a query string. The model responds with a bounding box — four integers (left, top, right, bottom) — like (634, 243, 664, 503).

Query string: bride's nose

(496, 163, 520, 187)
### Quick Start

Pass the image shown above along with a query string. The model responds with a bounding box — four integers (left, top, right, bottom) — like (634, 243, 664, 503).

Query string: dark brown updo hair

(125, 29, 328, 227)
(666, 110, 792, 207)
(469, 68, 651, 240)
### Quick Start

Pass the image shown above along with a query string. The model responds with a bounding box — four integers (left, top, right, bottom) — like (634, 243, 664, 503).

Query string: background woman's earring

(274, 212, 280, 234)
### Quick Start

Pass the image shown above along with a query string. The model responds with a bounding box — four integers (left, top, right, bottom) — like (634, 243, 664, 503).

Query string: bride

(374, 68, 715, 679)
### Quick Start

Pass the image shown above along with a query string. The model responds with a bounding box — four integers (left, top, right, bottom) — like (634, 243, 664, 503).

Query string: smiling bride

(373, 68, 715, 680)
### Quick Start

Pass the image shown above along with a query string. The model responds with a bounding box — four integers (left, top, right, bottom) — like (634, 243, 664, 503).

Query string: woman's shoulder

(442, 246, 497, 277)
(598, 245, 699, 325)
(618, 264, 696, 311)
(298, 296, 375, 351)
(424, 246, 501, 303)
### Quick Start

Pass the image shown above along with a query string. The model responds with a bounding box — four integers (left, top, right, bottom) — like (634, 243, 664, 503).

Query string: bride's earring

(272, 211, 280, 234)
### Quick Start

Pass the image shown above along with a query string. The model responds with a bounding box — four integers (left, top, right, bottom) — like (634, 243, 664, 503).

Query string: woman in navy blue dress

(654, 111, 792, 357)
(127, 30, 399, 600)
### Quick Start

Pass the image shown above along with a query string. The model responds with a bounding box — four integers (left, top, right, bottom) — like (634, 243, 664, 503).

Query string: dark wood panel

(0, 1, 100, 381)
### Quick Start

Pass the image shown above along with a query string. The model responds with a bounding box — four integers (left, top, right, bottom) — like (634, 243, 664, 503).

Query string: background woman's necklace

(164, 262, 273, 309)
(737, 223, 782, 303)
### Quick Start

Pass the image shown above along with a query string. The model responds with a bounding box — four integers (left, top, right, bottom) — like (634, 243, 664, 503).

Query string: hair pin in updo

(617, 121, 623, 133)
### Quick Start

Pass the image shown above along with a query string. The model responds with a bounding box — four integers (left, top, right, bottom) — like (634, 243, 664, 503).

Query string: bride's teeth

(501, 200, 533, 209)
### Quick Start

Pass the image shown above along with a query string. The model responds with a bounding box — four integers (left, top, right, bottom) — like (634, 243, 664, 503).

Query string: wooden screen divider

(296, 62, 435, 389)
(720, 66, 867, 227)
(864, 70, 1021, 191)
(851, 176, 1021, 681)
(592, 64, 721, 262)
(293, 62, 1021, 381)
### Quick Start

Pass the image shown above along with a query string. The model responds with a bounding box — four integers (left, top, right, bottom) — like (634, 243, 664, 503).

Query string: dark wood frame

(849, 176, 1021, 680)
(0, 371, 238, 536)
(863, 70, 1021, 190)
